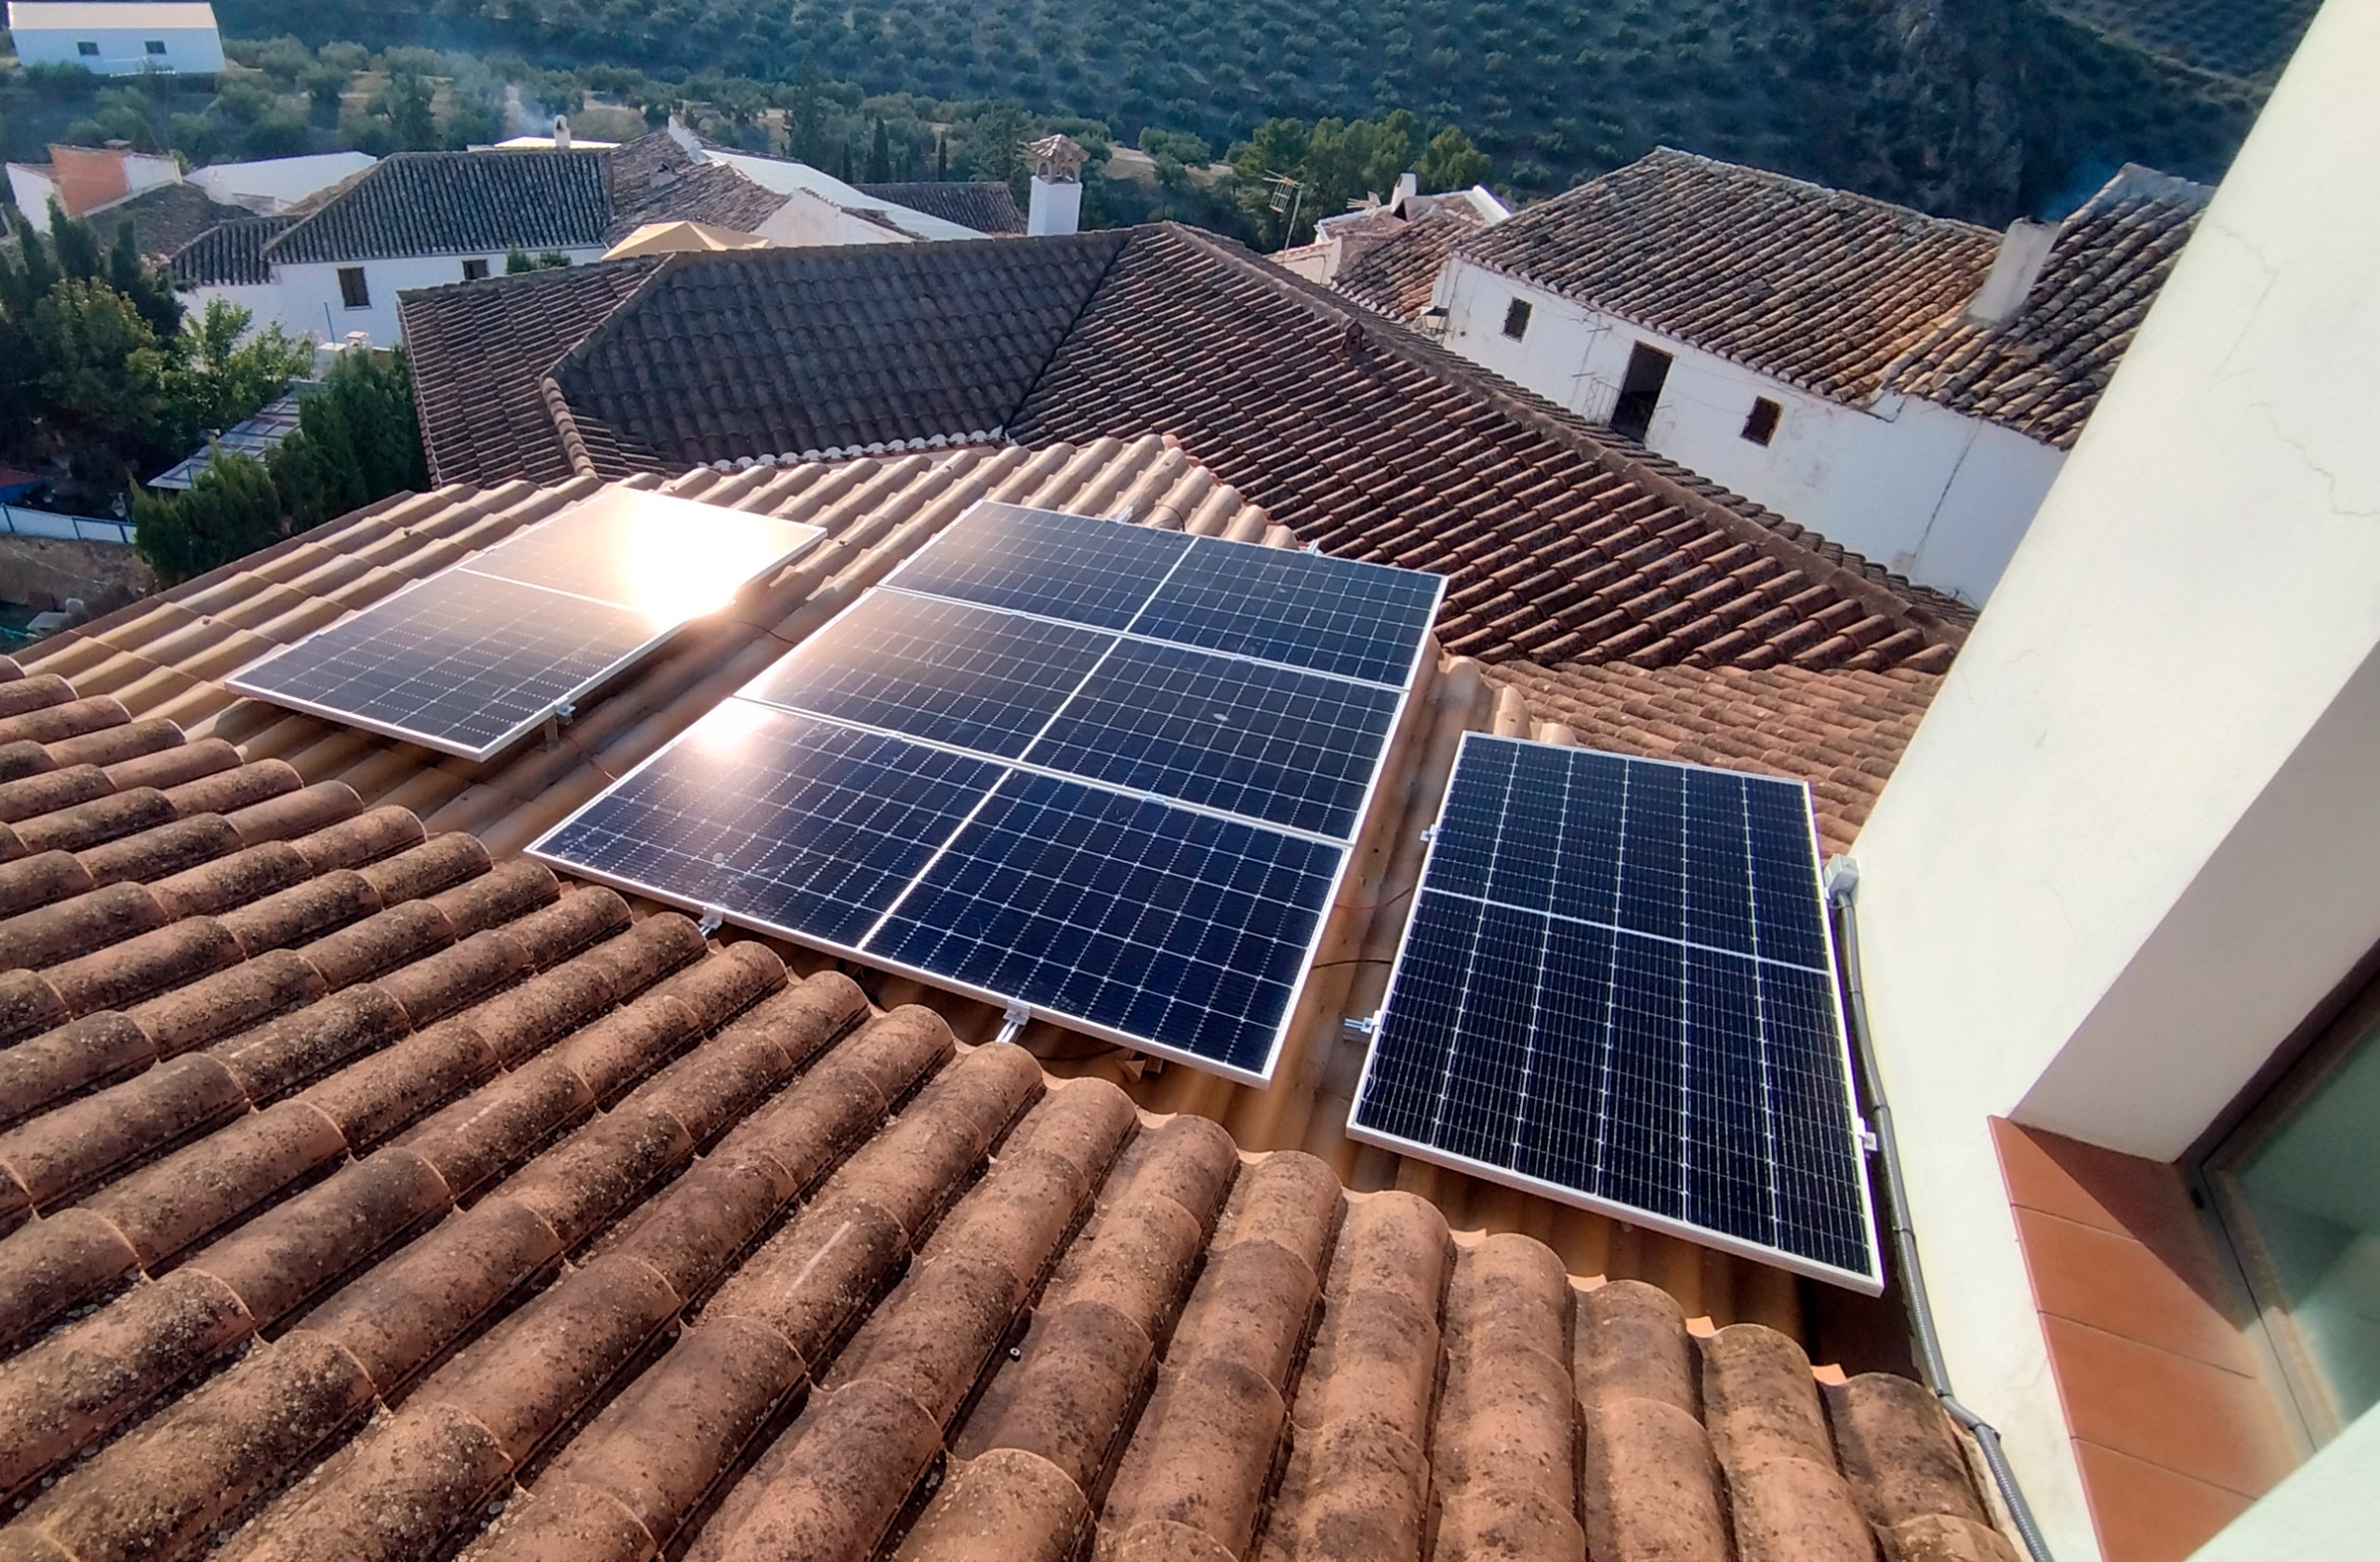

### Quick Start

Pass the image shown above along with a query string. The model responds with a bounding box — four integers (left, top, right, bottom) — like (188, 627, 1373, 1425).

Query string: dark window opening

(1501, 298, 1532, 339)
(144, 39, 166, 54)
(337, 267, 371, 309)
(77, 41, 99, 55)
(1609, 341, 1673, 443)
(1742, 397, 1782, 446)
(461, 258, 491, 282)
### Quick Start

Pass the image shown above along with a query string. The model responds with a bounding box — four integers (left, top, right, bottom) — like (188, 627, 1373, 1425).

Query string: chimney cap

(1027, 134, 1090, 183)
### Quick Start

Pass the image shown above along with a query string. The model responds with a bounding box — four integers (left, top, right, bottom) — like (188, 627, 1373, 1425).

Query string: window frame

(460, 258, 492, 282)
(337, 267, 371, 310)
(2198, 960, 2380, 1448)
(1501, 297, 1532, 340)
(76, 40, 99, 55)
(1741, 397, 1782, 446)
(143, 39, 166, 54)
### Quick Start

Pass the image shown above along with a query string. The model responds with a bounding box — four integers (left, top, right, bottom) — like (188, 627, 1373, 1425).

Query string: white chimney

(1963, 218, 2057, 328)
(1393, 171, 1419, 212)
(1026, 133, 1088, 236)
(553, 114, 572, 151)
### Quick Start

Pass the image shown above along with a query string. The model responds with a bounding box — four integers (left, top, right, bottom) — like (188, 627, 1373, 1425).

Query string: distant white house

(4, 2, 225, 75)
(1395, 150, 2210, 605)
(187, 151, 375, 215)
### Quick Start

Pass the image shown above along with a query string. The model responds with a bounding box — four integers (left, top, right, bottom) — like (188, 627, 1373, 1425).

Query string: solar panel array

(229, 491, 825, 760)
(531, 502, 1445, 1082)
(1347, 734, 1883, 1291)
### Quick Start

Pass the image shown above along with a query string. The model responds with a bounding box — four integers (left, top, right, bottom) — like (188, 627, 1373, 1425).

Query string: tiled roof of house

(396, 258, 667, 489)
(548, 232, 1129, 473)
(1884, 165, 2213, 448)
(262, 150, 616, 264)
(0, 472, 2015, 1562)
(853, 179, 1027, 234)
(1457, 149, 2002, 403)
(606, 160, 787, 242)
(398, 225, 1971, 674)
(1328, 206, 1483, 323)
(96, 179, 251, 261)
(165, 212, 294, 287)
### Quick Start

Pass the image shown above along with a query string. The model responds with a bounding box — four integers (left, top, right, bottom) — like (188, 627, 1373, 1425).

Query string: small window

(460, 258, 491, 282)
(1742, 398, 1782, 446)
(337, 267, 371, 309)
(1501, 298, 1533, 339)
(144, 39, 166, 54)
(77, 41, 99, 56)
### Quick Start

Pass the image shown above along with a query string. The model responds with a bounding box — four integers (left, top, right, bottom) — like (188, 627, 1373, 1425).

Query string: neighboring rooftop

(1885, 164, 2215, 448)
(0, 457, 2011, 1562)
(5, 1, 218, 24)
(1459, 148, 2003, 404)
(84, 179, 248, 260)
(148, 390, 311, 491)
(399, 224, 1973, 674)
(260, 148, 616, 265)
(165, 213, 294, 287)
(854, 179, 1027, 234)
(1329, 205, 1489, 324)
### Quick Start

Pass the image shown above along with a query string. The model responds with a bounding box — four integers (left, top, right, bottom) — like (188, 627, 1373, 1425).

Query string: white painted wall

(1438, 257, 2064, 604)
(1844, 3, 2380, 1556)
(268, 250, 607, 346)
(188, 152, 373, 213)
(2193, 1407, 2380, 1561)
(7, 6, 223, 74)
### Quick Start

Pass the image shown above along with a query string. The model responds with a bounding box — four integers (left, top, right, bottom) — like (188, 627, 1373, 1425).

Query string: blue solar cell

(234, 570, 652, 755)
(886, 501, 1192, 630)
(1349, 733, 1879, 1288)
(1130, 539, 1444, 685)
(534, 702, 1003, 947)
(867, 770, 1342, 1077)
(1021, 637, 1399, 839)
(742, 591, 1115, 759)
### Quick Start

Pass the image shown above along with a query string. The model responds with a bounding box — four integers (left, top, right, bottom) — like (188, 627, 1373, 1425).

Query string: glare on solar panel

(1346, 732, 1883, 1291)
(532, 499, 1446, 1084)
(228, 489, 824, 760)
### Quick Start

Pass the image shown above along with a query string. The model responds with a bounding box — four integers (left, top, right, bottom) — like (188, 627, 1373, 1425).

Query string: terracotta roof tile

(0, 450, 2005, 1562)
(1327, 206, 1485, 324)
(853, 180, 1027, 235)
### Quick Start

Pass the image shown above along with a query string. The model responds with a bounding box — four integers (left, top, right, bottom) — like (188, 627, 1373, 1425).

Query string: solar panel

(229, 490, 825, 760)
(1347, 733, 1882, 1291)
(532, 499, 1447, 1083)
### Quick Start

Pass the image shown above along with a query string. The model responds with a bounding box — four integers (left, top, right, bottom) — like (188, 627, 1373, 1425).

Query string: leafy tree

(1418, 125, 1493, 191)
(276, 348, 429, 532)
(133, 447, 287, 586)
(504, 249, 571, 272)
(27, 279, 180, 483)
(176, 300, 311, 433)
(867, 117, 892, 180)
(386, 72, 439, 151)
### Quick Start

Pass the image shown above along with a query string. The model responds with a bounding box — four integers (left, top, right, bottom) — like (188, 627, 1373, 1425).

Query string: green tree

(867, 117, 892, 181)
(173, 299, 311, 433)
(386, 72, 439, 151)
(1417, 126, 1492, 191)
(28, 279, 180, 483)
(275, 348, 429, 531)
(132, 447, 287, 586)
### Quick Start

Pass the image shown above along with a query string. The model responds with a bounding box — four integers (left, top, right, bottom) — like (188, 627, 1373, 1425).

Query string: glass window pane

(2230, 1022, 2380, 1426)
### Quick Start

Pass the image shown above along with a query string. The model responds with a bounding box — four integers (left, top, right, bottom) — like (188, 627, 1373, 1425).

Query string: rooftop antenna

(1264, 172, 1306, 239)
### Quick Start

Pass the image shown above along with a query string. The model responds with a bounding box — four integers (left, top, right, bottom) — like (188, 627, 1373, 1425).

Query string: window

(77, 41, 99, 56)
(460, 258, 491, 282)
(1741, 397, 1782, 446)
(1501, 297, 1532, 339)
(337, 267, 371, 309)
(144, 39, 166, 54)
(1609, 341, 1673, 443)
(2206, 978, 2380, 1441)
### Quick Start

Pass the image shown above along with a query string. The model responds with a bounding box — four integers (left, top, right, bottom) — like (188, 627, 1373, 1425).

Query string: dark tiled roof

(853, 179, 1027, 234)
(1486, 658, 1940, 855)
(395, 224, 1968, 672)
(1459, 148, 2001, 403)
(1013, 225, 1967, 671)
(398, 258, 667, 488)
(264, 150, 615, 265)
(94, 179, 250, 261)
(607, 160, 787, 242)
(165, 213, 294, 286)
(549, 232, 1130, 472)
(0, 648, 2017, 1562)
(1887, 165, 2212, 448)
(1329, 205, 1485, 323)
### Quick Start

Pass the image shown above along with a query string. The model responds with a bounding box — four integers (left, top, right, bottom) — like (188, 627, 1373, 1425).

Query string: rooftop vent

(1963, 218, 2057, 329)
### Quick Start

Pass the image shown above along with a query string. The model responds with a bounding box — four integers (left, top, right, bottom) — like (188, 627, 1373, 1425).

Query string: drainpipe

(1824, 855, 2057, 1562)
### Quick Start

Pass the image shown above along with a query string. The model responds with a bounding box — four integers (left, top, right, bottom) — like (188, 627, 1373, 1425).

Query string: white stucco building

(1844, 3, 2380, 1557)
(1408, 152, 2208, 606)
(4, 1, 223, 74)
(165, 130, 1019, 347)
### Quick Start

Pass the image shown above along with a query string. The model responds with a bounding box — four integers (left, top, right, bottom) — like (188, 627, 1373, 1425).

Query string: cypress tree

(935, 133, 947, 179)
(867, 118, 892, 182)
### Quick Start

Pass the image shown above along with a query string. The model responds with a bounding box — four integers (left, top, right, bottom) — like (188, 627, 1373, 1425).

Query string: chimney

(1026, 133, 1088, 236)
(1394, 171, 1419, 212)
(1963, 218, 2057, 328)
(553, 114, 572, 151)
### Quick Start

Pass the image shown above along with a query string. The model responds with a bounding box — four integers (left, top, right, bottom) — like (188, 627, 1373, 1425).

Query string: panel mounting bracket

(996, 1002, 1033, 1047)
(1419, 826, 1436, 843)
(541, 702, 577, 752)
(696, 905, 727, 939)
(1342, 1013, 1378, 1038)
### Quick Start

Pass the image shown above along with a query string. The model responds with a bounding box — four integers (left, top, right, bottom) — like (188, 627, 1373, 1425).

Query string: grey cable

(1826, 857, 2057, 1562)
